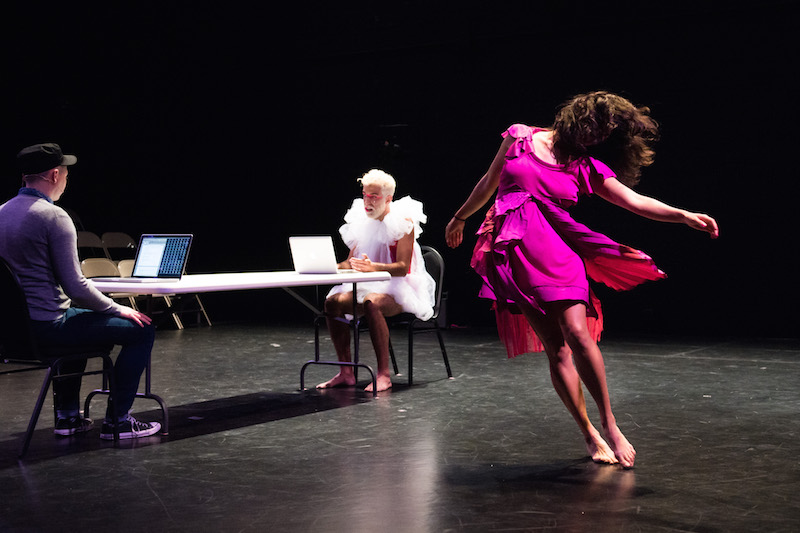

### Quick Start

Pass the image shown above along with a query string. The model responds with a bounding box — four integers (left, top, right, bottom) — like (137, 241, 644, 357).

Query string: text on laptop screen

(133, 236, 191, 278)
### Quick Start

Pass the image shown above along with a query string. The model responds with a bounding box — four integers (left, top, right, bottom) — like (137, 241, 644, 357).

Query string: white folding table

(89, 270, 392, 432)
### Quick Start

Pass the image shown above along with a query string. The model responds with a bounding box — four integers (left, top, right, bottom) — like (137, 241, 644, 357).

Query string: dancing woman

(445, 92, 719, 467)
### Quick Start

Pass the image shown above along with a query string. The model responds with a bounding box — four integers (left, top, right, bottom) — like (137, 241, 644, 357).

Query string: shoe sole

(99, 422, 161, 440)
(54, 424, 94, 436)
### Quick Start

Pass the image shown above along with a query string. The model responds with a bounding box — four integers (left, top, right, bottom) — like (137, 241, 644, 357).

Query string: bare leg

(556, 302, 636, 468)
(317, 293, 357, 388)
(520, 305, 618, 465)
(362, 294, 403, 392)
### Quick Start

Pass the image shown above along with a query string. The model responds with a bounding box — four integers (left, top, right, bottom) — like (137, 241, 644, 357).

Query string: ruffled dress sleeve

(574, 157, 617, 196)
(501, 124, 536, 159)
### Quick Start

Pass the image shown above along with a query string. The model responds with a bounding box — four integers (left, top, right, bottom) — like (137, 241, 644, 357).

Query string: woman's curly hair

(552, 91, 659, 187)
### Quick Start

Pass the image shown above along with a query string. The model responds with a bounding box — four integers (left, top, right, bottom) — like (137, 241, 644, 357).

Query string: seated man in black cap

(0, 143, 161, 440)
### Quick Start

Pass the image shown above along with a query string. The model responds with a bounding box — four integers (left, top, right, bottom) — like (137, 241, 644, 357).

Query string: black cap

(17, 143, 77, 175)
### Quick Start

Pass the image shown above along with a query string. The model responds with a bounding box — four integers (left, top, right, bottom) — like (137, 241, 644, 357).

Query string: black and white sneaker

(100, 415, 161, 440)
(54, 416, 94, 436)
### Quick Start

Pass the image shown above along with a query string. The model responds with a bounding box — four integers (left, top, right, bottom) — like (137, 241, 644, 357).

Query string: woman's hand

(685, 212, 720, 238)
(445, 217, 466, 248)
(118, 306, 152, 327)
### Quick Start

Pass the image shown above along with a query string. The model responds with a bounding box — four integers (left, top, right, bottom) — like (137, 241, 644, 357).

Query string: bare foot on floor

(364, 374, 392, 392)
(585, 431, 619, 465)
(603, 424, 636, 468)
(316, 372, 356, 389)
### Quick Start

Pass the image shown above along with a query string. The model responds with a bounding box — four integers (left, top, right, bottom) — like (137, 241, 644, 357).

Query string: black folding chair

(312, 245, 453, 387)
(0, 257, 119, 457)
(381, 245, 452, 385)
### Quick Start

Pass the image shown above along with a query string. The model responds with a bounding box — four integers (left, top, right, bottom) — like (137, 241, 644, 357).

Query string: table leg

(298, 281, 377, 396)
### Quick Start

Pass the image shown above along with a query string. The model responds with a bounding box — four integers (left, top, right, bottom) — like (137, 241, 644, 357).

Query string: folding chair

(382, 245, 452, 385)
(101, 232, 137, 262)
(76, 231, 108, 260)
(0, 257, 119, 457)
(312, 245, 453, 387)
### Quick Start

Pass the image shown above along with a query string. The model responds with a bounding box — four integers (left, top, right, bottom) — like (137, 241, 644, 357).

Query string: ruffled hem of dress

(492, 291, 604, 358)
(470, 193, 665, 356)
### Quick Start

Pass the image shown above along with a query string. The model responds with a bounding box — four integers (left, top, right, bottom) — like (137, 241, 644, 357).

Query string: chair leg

(388, 337, 400, 375)
(408, 323, 415, 386)
(435, 325, 453, 378)
(19, 367, 55, 458)
(102, 355, 120, 443)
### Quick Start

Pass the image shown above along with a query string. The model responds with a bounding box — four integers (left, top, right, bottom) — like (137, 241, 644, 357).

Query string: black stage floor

(1, 323, 798, 532)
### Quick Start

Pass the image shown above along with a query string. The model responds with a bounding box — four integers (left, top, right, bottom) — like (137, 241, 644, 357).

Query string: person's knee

(362, 298, 379, 315)
(532, 321, 565, 356)
(324, 296, 343, 315)
(543, 337, 572, 364)
(141, 323, 156, 344)
(325, 293, 352, 315)
(363, 295, 378, 309)
(561, 322, 595, 354)
(363, 299, 389, 329)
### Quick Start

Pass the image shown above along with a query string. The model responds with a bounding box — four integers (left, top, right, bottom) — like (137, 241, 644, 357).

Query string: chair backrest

(101, 232, 137, 261)
(420, 245, 445, 319)
(117, 259, 135, 278)
(80, 258, 121, 278)
(0, 257, 38, 359)
(77, 231, 109, 260)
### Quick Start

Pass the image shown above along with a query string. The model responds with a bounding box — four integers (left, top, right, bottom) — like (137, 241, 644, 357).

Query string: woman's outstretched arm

(445, 136, 515, 248)
(594, 177, 719, 238)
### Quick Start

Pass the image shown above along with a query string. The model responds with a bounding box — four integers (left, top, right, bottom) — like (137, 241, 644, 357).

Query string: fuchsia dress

(472, 124, 667, 357)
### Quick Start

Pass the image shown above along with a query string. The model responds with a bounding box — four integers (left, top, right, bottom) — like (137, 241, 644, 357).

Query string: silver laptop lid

(289, 236, 338, 274)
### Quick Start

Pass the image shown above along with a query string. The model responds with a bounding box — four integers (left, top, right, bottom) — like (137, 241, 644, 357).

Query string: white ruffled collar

(340, 196, 427, 247)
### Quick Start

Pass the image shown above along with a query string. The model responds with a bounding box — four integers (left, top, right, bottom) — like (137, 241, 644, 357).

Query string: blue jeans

(31, 308, 155, 422)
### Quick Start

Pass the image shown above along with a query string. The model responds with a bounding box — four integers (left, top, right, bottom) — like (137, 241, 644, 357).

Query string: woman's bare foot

(316, 371, 356, 389)
(603, 423, 636, 468)
(585, 431, 619, 465)
(364, 374, 392, 392)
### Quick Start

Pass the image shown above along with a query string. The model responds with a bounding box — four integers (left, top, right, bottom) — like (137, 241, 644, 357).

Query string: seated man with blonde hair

(318, 169, 435, 392)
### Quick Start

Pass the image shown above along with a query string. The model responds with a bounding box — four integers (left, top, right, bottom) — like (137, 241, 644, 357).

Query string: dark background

(2, 2, 797, 339)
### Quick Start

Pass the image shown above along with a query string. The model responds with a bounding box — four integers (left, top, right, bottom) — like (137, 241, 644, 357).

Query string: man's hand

(118, 306, 152, 327)
(349, 253, 376, 272)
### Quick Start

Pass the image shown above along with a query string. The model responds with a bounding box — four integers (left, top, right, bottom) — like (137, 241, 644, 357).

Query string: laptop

(289, 236, 347, 274)
(91, 234, 193, 283)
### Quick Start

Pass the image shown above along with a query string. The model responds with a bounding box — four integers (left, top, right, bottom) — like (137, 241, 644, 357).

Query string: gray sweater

(0, 190, 123, 321)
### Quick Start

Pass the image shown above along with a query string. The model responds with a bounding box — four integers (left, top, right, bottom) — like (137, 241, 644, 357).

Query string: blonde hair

(357, 169, 396, 197)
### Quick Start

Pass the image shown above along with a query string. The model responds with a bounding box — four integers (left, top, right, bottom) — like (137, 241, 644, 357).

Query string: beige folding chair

(91, 259, 192, 330)
(117, 259, 135, 277)
(80, 258, 138, 308)
(101, 232, 137, 262)
(77, 231, 108, 260)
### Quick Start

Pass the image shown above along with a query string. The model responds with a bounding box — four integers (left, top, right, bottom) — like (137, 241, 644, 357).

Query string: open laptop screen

(132, 234, 193, 279)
